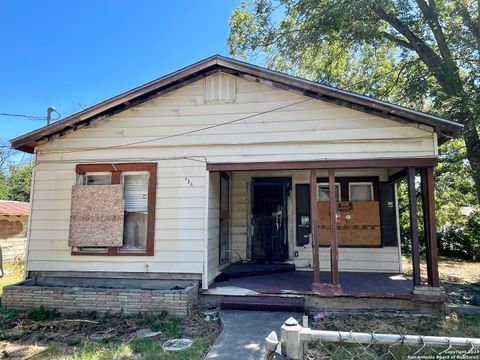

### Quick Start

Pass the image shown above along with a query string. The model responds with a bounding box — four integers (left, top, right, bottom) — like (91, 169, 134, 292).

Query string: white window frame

(317, 183, 341, 202)
(80, 172, 112, 185)
(348, 182, 374, 201)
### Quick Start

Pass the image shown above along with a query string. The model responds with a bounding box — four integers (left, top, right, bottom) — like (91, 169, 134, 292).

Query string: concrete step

(220, 296, 304, 312)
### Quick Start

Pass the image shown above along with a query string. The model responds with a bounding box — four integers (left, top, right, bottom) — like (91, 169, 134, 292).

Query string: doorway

(250, 178, 290, 262)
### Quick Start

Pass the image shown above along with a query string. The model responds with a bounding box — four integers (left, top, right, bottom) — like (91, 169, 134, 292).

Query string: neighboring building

(0, 200, 29, 262)
(4, 56, 462, 314)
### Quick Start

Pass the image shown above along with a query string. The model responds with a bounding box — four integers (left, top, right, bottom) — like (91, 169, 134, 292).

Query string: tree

(0, 140, 32, 202)
(229, 0, 480, 200)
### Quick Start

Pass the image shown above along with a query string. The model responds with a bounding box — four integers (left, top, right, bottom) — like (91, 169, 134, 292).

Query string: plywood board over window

(68, 185, 124, 247)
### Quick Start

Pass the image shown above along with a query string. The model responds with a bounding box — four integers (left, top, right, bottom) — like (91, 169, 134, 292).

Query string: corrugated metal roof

(0, 201, 30, 216)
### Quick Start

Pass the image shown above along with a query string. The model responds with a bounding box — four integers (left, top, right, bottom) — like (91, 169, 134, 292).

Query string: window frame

(317, 183, 341, 202)
(71, 163, 157, 256)
(348, 182, 374, 201)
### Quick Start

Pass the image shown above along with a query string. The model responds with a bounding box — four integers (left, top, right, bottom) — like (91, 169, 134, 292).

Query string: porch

(205, 158, 442, 303)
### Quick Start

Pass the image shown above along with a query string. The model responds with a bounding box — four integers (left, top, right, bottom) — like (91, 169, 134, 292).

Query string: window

(349, 182, 374, 201)
(72, 163, 156, 256)
(317, 183, 341, 202)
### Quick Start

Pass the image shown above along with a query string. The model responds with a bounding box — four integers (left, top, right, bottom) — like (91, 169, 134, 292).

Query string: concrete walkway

(205, 310, 303, 360)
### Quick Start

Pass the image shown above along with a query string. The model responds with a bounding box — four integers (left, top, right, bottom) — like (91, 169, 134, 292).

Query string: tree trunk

(462, 115, 480, 203)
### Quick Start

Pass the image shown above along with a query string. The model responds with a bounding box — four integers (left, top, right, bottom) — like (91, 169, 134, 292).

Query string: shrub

(437, 211, 480, 260)
(28, 306, 60, 321)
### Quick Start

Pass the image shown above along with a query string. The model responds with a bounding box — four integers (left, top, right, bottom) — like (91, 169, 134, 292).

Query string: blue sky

(0, 0, 240, 142)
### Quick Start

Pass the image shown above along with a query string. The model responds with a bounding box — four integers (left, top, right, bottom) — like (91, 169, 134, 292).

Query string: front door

(251, 179, 289, 262)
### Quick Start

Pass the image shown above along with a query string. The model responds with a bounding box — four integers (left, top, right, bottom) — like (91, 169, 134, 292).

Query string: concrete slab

(205, 310, 303, 360)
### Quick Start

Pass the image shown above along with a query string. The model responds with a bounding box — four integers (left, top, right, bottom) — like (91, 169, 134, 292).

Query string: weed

(28, 306, 60, 321)
(0, 307, 19, 330)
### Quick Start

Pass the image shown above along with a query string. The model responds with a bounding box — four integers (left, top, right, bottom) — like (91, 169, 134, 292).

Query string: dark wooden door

(251, 181, 288, 262)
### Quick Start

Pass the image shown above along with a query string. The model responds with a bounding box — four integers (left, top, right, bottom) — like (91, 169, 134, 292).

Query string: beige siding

(27, 160, 206, 275)
(28, 72, 431, 276)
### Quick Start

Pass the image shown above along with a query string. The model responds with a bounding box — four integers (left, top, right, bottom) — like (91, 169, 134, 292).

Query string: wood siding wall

(29, 72, 431, 277)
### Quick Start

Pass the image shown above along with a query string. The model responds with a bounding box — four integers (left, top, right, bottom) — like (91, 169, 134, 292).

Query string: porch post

(328, 169, 339, 285)
(407, 167, 422, 287)
(310, 169, 320, 284)
(310, 169, 321, 285)
(421, 167, 440, 287)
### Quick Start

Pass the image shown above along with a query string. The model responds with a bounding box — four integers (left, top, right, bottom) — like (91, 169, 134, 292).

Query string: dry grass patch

(0, 261, 23, 297)
(402, 256, 480, 283)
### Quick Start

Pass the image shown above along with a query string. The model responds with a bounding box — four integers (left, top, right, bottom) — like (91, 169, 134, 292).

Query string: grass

(402, 255, 480, 283)
(0, 307, 220, 359)
(310, 313, 480, 359)
(0, 260, 24, 297)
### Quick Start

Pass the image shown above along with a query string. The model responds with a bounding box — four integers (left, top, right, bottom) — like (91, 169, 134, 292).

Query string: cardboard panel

(317, 201, 381, 246)
(68, 185, 124, 247)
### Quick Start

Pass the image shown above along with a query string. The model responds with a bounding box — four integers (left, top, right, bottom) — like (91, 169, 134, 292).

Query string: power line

(0, 110, 61, 122)
(38, 98, 312, 156)
(0, 112, 46, 121)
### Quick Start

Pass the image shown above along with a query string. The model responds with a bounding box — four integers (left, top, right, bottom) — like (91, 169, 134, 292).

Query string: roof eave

(10, 54, 463, 153)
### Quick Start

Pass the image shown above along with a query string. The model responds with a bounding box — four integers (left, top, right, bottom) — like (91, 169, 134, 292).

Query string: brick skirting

(3, 279, 198, 316)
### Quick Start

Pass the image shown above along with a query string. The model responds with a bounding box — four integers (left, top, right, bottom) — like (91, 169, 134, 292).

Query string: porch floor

(209, 270, 413, 298)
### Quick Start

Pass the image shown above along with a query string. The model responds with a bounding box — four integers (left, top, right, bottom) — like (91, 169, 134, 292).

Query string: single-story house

(0, 200, 29, 263)
(5, 55, 462, 314)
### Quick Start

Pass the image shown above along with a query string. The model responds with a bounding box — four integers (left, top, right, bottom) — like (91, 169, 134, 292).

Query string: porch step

(215, 263, 295, 281)
(220, 296, 304, 312)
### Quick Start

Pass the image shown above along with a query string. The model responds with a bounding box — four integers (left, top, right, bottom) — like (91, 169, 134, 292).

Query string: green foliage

(0, 163, 32, 202)
(136, 311, 182, 337)
(438, 211, 480, 260)
(397, 139, 479, 259)
(0, 307, 19, 330)
(229, 0, 480, 201)
(0, 139, 32, 202)
(27, 306, 60, 321)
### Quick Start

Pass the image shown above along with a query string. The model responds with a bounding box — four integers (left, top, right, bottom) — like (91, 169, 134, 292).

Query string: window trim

(317, 182, 341, 202)
(71, 163, 157, 256)
(348, 182, 374, 201)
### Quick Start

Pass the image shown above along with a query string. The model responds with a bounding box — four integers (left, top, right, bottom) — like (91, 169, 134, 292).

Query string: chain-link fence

(264, 316, 480, 360)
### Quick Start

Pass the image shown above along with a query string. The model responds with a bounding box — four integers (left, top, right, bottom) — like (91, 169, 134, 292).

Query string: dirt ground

(402, 256, 480, 306)
(0, 306, 221, 359)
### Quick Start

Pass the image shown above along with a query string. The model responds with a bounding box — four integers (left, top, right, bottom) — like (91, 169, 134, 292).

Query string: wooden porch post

(407, 167, 422, 287)
(328, 169, 339, 285)
(421, 167, 440, 287)
(310, 169, 320, 285)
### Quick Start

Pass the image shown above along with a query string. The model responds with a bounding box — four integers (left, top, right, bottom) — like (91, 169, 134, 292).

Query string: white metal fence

(265, 316, 480, 360)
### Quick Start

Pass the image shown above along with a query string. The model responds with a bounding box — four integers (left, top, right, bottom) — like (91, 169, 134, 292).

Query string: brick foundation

(3, 279, 198, 316)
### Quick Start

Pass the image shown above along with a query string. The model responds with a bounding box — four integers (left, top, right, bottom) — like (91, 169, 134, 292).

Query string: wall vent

(204, 73, 237, 103)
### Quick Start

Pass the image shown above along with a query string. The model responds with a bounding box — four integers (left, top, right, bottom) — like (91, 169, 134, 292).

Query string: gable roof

(0, 200, 30, 216)
(10, 55, 463, 153)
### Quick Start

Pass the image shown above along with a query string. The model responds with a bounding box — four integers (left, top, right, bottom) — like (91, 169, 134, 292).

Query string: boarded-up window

(68, 185, 124, 247)
(71, 163, 156, 256)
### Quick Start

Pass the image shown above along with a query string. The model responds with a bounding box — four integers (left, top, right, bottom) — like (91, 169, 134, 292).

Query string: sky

(0, 0, 241, 142)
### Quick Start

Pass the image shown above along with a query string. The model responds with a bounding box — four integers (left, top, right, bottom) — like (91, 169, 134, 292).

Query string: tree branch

(372, 4, 463, 96)
(454, 0, 480, 44)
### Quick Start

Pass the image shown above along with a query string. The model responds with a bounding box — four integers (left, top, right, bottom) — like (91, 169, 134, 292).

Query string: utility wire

(38, 98, 312, 156)
(0, 112, 46, 121)
(0, 111, 61, 122)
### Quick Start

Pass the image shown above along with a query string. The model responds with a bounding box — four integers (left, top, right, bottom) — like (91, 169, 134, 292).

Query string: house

(0, 200, 29, 263)
(4, 55, 462, 314)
